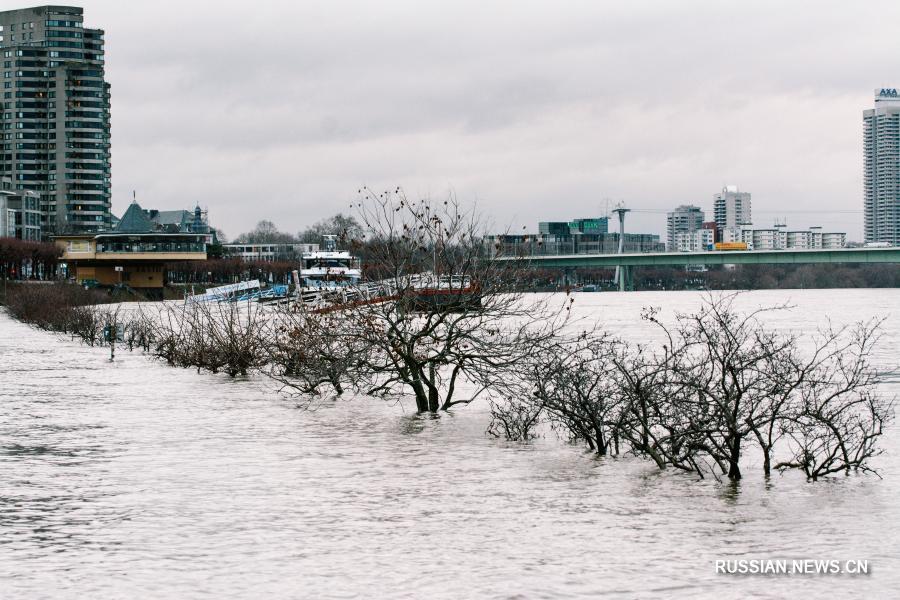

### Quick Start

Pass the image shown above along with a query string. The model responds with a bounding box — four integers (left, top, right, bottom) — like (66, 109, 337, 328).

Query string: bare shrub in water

(493, 294, 894, 482)
(774, 319, 893, 480)
(136, 301, 269, 377)
(2, 282, 112, 332)
(266, 306, 371, 398)
(486, 397, 544, 441)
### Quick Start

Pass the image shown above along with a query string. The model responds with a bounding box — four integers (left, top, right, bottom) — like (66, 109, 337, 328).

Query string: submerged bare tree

(487, 397, 545, 441)
(645, 297, 803, 480)
(266, 306, 370, 400)
(608, 331, 702, 473)
(274, 188, 573, 412)
(774, 319, 893, 480)
(508, 334, 624, 455)
(133, 300, 270, 377)
(490, 293, 894, 482)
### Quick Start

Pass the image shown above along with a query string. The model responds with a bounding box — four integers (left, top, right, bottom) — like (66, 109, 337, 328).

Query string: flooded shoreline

(2, 289, 899, 598)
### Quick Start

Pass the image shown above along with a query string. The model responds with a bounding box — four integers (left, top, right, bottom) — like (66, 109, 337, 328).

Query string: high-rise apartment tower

(863, 88, 900, 245)
(0, 5, 111, 234)
(713, 185, 751, 239)
(666, 204, 704, 250)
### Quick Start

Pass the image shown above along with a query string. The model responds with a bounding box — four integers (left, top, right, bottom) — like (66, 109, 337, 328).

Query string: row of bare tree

(486, 295, 894, 481)
(93, 287, 892, 482)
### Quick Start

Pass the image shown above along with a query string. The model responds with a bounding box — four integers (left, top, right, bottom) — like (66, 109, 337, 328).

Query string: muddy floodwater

(2, 289, 899, 599)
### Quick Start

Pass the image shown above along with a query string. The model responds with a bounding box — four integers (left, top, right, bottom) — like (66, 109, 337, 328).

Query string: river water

(1, 289, 899, 599)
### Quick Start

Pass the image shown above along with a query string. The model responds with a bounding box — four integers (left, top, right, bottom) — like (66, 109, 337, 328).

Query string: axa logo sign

(879, 88, 898, 97)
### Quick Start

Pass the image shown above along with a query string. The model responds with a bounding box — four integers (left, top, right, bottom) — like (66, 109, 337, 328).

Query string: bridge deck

(506, 247, 900, 268)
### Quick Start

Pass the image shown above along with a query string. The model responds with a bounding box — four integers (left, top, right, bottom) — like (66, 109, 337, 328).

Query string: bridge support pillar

(617, 265, 634, 292)
(615, 266, 634, 292)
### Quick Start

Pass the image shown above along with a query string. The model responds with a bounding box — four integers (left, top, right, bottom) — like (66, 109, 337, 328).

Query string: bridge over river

(506, 247, 900, 291)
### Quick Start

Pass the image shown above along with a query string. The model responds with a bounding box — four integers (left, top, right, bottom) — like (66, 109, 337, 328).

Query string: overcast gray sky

(77, 0, 899, 241)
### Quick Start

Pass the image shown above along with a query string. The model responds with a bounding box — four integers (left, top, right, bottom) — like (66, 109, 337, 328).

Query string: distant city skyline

(57, 0, 900, 241)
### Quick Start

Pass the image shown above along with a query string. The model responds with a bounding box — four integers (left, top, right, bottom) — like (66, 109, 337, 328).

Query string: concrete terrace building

(727, 225, 846, 251)
(0, 5, 111, 234)
(784, 228, 846, 250)
(666, 205, 704, 250)
(812, 230, 847, 249)
(673, 228, 713, 253)
(864, 88, 900, 245)
(740, 227, 786, 251)
(713, 185, 751, 239)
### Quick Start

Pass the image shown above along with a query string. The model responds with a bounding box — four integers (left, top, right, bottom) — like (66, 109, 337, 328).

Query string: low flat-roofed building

(725, 225, 847, 251)
(818, 232, 847, 249)
(786, 231, 811, 249)
(54, 201, 207, 297)
(223, 242, 319, 262)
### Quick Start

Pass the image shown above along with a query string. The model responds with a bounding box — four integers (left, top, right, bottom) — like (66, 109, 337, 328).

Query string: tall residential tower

(713, 185, 751, 239)
(0, 5, 111, 234)
(863, 88, 900, 245)
(666, 204, 704, 250)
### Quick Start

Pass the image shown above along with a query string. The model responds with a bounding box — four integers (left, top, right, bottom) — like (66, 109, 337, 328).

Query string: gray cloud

(76, 0, 900, 239)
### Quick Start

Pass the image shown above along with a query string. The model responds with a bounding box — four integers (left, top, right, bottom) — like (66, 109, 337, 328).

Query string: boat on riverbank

(294, 235, 363, 307)
(185, 280, 289, 304)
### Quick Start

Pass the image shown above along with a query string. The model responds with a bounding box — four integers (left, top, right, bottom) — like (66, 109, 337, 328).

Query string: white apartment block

(224, 243, 318, 262)
(742, 228, 786, 251)
(786, 231, 811, 249)
(674, 228, 714, 252)
(721, 226, 846, 251)
(817, 232, 846, 249)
